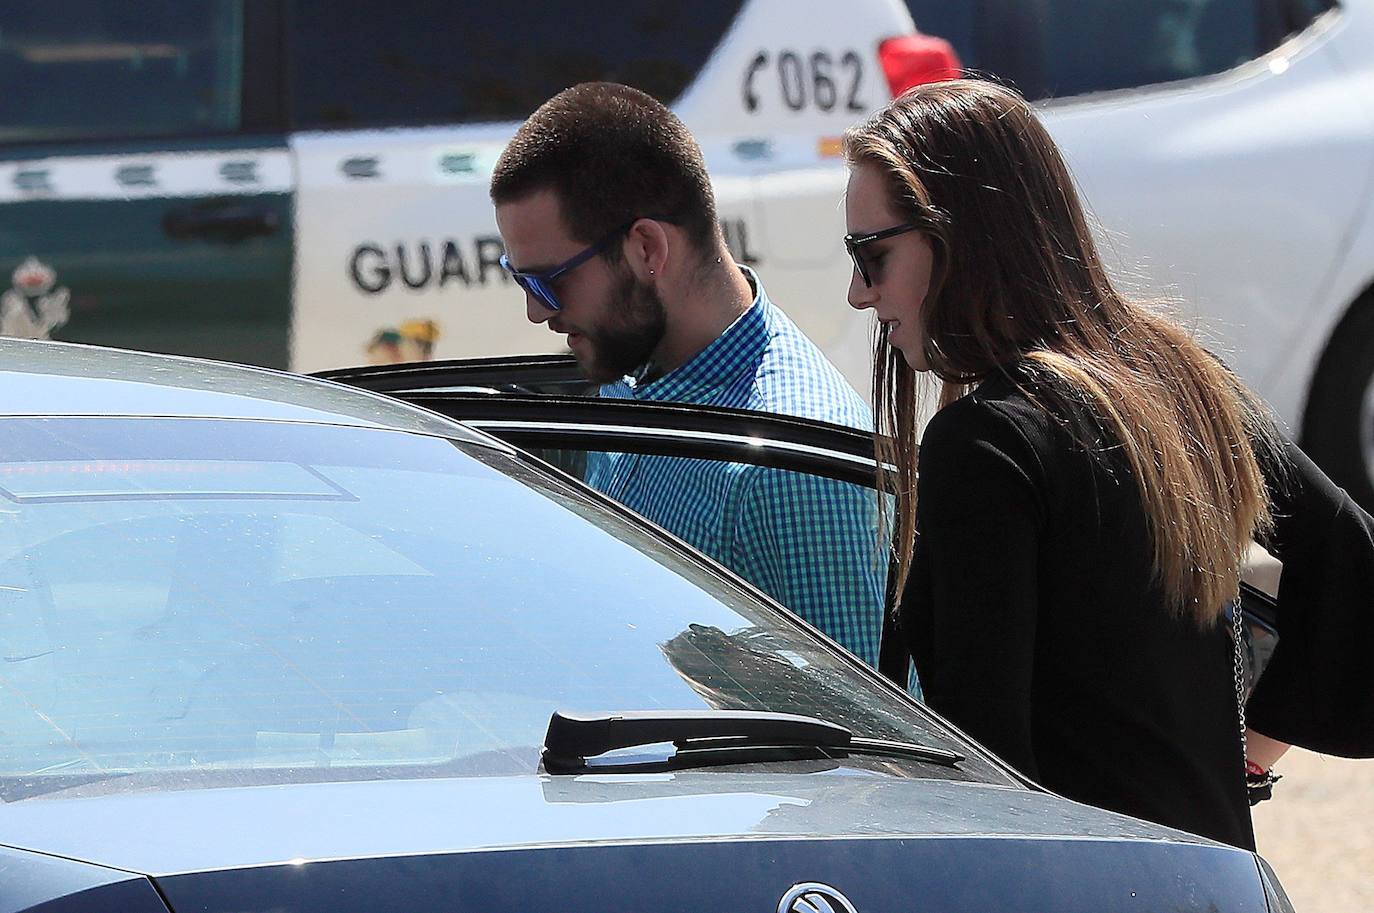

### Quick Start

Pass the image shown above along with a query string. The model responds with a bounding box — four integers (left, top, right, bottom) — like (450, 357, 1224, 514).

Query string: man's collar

(624, 265, 769, 402)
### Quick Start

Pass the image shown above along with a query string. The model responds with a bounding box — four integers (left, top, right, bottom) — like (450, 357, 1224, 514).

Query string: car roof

(0, 338, 504, 448)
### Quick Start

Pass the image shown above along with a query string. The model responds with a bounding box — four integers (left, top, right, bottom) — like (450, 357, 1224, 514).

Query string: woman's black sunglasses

(844, 222, 925, 288)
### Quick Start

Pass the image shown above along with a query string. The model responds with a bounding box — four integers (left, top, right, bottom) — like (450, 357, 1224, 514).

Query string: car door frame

(317, 355, 1281, 690)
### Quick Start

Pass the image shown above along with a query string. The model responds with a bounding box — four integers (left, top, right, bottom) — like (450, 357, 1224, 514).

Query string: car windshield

(0, 417, 1005, 798)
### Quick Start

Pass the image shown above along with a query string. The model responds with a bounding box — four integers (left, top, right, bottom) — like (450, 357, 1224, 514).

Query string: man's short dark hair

(491, 82, 720, 256)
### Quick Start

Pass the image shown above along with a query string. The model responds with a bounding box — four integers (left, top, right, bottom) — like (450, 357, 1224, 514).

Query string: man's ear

(621, 218, 671, 282)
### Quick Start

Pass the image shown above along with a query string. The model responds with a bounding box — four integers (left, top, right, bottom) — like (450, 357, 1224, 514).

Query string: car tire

(1302, 293, 1374, 511)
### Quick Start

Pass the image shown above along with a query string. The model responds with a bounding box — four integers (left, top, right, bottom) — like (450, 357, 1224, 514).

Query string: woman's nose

(847, 270, 877, 311)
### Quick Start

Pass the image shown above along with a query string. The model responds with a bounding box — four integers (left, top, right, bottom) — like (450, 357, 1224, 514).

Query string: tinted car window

(0, 0, 243, 144)
(906, 0, 1266, 101)
(1283, 0, 1337, 33)
(902, 2, 981, 77)
(289, 1, 744, 129)
(1044, 0, 1262, 97)
(0, 417, 1001, 799)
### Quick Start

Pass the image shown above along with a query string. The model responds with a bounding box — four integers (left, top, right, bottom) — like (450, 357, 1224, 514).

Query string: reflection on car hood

(0, 770, 1214, 876)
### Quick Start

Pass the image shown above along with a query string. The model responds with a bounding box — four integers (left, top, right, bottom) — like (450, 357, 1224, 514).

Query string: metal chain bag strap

(1232, 597, 1280, 805)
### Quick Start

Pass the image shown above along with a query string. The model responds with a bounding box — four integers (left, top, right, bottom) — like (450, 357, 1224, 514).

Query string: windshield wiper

(541, 710, 963, 774)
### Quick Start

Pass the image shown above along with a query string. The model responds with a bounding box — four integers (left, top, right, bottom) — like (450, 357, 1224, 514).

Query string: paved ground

(1242, 550, 1371, 910)
(1251, 749, 1374, 911)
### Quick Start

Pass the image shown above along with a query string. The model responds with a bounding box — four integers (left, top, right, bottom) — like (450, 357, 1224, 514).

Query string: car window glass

(517, 442, 915, 687)
(902, 1, 981, 76)
(0, 418, 1001, 799)
(1048, 0, 1262, 97)
(269, 514, 432, 581)
(908, 0, 1265, 101)
(0, 0, 243, 144)
(1283, 0, 1337, 33)
(287, 1, 744, 130)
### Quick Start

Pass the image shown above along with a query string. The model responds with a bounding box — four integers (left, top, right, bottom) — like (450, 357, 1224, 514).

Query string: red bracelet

(1245, 759, 1268, 777)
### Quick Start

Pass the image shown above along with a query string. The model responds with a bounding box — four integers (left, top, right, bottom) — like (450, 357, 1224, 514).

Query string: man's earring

(648, 269, 655, 276)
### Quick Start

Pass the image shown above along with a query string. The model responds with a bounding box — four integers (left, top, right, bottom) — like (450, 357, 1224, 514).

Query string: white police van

(0, 0, 941, 390)
(5, 0, 1374, 506)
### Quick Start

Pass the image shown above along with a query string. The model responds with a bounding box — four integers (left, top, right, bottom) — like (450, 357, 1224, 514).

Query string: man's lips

(551, 325, 584, 346)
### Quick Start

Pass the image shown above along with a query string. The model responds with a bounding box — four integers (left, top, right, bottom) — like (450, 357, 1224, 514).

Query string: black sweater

(902, 372, 1374, 849)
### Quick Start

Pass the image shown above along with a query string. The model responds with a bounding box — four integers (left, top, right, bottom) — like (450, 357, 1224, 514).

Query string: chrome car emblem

(777, 882, 859, 913)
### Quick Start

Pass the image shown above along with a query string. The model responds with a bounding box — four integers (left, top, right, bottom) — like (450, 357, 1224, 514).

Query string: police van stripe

(0, 133, 835, 204)
(0, 149, 292, 203)
(703, 134, 838, 173)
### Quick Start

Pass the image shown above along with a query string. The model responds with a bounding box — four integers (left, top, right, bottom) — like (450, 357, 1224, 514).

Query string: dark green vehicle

(0, 3, 294, 366)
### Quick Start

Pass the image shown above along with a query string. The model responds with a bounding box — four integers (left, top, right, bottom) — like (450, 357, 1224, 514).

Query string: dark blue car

(0, 341, 1291, 912)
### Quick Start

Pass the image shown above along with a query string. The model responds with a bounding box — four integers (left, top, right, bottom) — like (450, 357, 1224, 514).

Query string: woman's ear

(622, 218, 670, 282)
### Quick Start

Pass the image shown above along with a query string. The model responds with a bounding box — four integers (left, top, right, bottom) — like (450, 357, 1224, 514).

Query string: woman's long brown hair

(845, 80, 1283, 628)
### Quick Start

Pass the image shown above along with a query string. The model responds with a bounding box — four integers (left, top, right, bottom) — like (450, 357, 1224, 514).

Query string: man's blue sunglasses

(499, 215, 671, 312)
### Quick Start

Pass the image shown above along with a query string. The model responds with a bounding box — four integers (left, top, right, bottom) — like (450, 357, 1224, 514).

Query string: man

(490, 82, 885, 668)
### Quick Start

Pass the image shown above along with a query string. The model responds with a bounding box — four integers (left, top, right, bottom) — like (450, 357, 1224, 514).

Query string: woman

(843, 79, 1374, 849)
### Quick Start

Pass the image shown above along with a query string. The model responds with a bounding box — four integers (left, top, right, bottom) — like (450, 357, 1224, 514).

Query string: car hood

(0, 769, 1212, 875)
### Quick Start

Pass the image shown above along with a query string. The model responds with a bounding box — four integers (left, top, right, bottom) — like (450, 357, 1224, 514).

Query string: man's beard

(577, 266, 667, 383)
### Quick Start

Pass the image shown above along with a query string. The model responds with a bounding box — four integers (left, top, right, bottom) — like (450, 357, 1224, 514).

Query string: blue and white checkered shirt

(587, 267, 886, 667)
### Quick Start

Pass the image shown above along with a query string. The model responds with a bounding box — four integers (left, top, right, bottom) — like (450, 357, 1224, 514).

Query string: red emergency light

(879, 33, 963, 97)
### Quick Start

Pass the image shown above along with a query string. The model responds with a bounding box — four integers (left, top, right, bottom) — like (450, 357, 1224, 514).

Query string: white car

(903, 0, 1374, 504)
(4, 0, 1374, 504)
